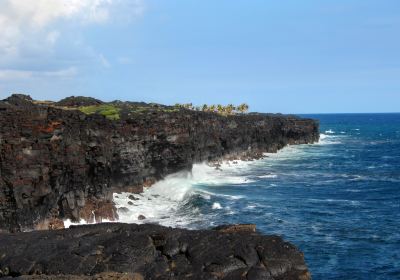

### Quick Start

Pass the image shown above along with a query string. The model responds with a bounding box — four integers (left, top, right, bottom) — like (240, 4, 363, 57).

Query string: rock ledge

(0, 223, 310, 280)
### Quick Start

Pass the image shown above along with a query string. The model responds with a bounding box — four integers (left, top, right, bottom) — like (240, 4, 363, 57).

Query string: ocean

(111, 113, 400, 279)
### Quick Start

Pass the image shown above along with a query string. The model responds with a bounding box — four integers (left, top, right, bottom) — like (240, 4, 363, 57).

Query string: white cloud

(0, 67, 78, 81)
(0, 0, 144, 59)
(0, 69, 33, 80)
(46, 30, 60, 45)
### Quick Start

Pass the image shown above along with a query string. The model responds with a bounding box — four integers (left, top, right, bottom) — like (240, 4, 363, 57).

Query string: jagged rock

(118, 207, 130, 214)
(1, 272, 143, 279)
(0, 95, 319, 232)
(214, 224, 257, 233)
(128, 195, 139, 201)
(3, 94, 33, 107)
(55, 96, 103, 107)
(0, 223, 311, 280)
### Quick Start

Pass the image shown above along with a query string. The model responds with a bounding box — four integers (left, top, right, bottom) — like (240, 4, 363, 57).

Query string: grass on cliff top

(79, 104, 121, 120)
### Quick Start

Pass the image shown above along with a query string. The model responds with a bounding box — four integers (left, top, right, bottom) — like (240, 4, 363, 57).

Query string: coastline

(0, 94, 319, 279)
(0, 94, 319, 233)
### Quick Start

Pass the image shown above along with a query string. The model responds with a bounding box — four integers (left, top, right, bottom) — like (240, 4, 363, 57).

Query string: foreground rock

(0, 94, 319, 232)
(0, 223, 310, 280)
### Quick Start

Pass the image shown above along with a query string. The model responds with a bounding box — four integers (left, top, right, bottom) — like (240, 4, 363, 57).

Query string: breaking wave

(112, 162, 256, 228)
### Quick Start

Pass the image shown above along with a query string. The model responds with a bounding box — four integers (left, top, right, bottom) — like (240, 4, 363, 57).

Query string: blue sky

(0, 0, 399, 113)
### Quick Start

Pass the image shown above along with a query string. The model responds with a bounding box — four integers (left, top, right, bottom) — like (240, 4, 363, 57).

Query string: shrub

(79, 104, 121, 120)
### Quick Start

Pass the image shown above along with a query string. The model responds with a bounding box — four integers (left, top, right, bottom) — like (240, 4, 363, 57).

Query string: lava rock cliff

(0, 95, 319, 232)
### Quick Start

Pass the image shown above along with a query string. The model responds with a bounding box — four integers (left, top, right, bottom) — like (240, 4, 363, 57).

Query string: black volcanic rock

(55, 96, 103, 107)
(0, 223, 311, 280)
(0, 95, 319, 232)
(2, 94, 33, 107)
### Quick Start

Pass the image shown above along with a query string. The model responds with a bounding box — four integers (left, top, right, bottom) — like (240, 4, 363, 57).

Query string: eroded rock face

(0, 223, 311, 280)
(0, 95, 319, 232)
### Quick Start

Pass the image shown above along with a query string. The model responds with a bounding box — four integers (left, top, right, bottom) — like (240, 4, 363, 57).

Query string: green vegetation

(66, 100, 247, 120)
(175, 103, 249, 115)
(79, 104, 121, 120)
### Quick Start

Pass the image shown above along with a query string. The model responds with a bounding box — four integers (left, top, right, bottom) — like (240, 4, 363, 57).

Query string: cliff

(0, 94, 319, 232)
(0, 223, 311, 280)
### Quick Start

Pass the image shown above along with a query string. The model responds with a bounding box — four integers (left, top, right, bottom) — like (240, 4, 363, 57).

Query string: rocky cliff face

(0, 223, 311, 280)
(0, 95, 319, 232)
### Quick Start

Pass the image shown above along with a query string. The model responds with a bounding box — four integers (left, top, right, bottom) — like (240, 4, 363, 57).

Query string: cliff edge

(0, 94, 319, 232)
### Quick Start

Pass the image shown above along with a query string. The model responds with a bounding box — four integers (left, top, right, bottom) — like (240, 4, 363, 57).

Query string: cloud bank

(0, 0, 144, 81)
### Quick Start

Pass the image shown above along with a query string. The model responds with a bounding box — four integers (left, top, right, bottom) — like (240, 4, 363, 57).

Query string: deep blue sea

(113, 113, 400, 280)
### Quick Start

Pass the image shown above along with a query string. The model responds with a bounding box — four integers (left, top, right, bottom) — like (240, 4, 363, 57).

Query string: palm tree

(217, 104, 224, 114)
(226, 104, 235, 115)
(202, 104, 208, 112)
(238, 103, 249, 114)
(209, 104, 216, 112)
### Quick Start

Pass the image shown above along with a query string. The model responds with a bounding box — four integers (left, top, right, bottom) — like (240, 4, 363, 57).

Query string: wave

(308, 198, 361, 206)
(64, 217, 113, 228)
(112, 161, 255, 227)
(257, 174, 278, 179)
(66, 141, 320, 229)
(319, 133, 343, 145)
(212, 202, 222, 210)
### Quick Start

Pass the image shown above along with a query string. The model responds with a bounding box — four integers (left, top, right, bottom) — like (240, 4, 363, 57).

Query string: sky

(0, 0, 399, 113)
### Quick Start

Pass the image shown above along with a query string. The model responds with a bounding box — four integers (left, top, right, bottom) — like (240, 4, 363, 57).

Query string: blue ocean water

(114, 113, 400, 279)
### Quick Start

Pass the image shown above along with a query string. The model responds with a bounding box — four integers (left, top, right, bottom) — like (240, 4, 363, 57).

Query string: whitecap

(63, 217, 112, 228)
(318, 134, 342, 145)
(257, 174, 278, 179)
(112, 162, 252, 227)
(212, 202, 222, 210)
(308, 198, 361, 206)
(325, 129, 335, 134)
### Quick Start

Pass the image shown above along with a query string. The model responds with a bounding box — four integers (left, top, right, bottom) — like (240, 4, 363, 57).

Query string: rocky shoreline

(0, 94, 319, 232)
(0, 94, 318, 279)
(0, 223, 311, 280)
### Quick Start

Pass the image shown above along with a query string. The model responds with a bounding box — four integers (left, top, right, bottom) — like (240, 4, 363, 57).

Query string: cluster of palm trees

(175, 103, 249, 115)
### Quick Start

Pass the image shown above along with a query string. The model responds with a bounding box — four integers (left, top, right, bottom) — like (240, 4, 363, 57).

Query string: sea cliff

(0, 94, 319, 232)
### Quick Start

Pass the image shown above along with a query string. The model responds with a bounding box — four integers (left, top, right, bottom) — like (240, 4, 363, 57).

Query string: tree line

(175, 103, 249, 115)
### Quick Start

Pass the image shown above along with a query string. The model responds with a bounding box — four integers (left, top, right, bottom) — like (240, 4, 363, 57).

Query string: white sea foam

(308, 198, 361, 206)
(258, 174, 278, 179)
(318, 134, 342, 145)
(212, 202, 222, 209)
(65, 140, 319, 229)
(112, 162, 254, 227)
(63, 217, 113, 228)
(325, 129, 335, 134)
